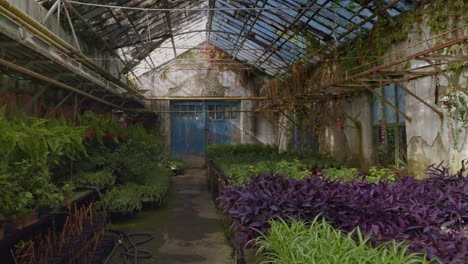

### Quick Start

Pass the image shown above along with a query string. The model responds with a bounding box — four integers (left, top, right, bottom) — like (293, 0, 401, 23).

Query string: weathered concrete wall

(140, 49, 276, 150)
(318, 18, 467, 175)
(315, 93, 373, 168)
(385, 20, 467, 176)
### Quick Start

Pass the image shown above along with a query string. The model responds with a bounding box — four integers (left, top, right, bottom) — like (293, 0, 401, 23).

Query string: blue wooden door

(171, 102, 205, 156)
(206, 102, 240, 145)
(171, 101, 240, 156)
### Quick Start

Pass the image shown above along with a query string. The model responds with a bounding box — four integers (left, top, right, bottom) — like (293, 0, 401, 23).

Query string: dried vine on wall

(259, 0, 467, 136)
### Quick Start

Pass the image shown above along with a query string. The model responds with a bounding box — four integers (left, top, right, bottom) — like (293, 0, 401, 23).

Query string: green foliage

(77, 111, 120, 144)
(103, 166, 172, 214)
(254, 217, 431, 264)
(102, 184, 142, 215)
(0, 108, 171, 222)
(206, 144, 278, 159)
(71, 143, 116, 173)
(367, 166, 396, 183)
(73, 169, 116, 189)
(0, 174, 33, 223)
(442, 88, 468, 151)
(0, 108, 86, 172)
(135, 167, 172, 202)
(111, 141, 167, 183)
(208, 144, 340, 186)
(77, 111, 162, 145)
(227, 160, 310, 186)
(323, 166, 397, 183)
(166, 159, 187, 171)
(0, 161, 64, 223)
(323, 167, 360, 182)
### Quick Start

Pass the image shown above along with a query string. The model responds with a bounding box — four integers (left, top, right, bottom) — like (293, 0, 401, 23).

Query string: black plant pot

(4, 221, 16, 237)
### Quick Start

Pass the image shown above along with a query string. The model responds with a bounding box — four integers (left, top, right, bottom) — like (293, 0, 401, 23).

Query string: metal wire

(68, 1, 380, 12)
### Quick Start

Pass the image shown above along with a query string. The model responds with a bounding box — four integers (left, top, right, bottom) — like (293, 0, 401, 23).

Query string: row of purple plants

(218, 163, 468, 263)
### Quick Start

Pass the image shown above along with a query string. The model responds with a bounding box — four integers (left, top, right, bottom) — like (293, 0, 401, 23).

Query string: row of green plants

(213, 145, 467, 263)
(254, 217, 430, 264)
(0, 108, 178, 235)
(207, 144, 397, 186)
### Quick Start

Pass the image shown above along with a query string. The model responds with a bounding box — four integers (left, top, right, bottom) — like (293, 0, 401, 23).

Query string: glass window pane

(216, 105, 224, 119)
(188, 105, 195, 119)
(372, 88, 383, 125)
(231, 105, 238, 119)
(172, 105, 177, 119)
(196, 105, 202, 120)
(181, 105, 188, 119)
(384, 85, 397, 124)
(224, 105, 231, 119)
(208, 105, 215, 119)
(397, 86, 406, 124)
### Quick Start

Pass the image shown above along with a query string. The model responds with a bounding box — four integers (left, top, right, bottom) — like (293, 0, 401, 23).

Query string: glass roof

(41, 0, 414, 76)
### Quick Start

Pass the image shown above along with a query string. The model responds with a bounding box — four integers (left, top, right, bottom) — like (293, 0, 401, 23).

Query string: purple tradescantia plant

(218, 167, 468, 263)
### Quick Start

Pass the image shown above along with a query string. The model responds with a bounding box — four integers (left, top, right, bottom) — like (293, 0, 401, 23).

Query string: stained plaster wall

(316, 94, 374, 168)
(139, 50, 277, 151)
(316, 20, 467, 176)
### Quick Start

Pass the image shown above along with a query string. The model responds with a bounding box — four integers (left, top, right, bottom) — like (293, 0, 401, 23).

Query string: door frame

(170, 100, 240, 156)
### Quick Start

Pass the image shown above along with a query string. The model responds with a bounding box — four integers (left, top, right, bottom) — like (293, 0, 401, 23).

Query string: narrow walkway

(110, 169, 234, 264)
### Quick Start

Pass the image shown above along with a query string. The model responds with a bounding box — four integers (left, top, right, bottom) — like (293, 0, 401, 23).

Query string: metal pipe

(344, 36, 468, 82)
(146, 96, 267, 101)
(0, 58, 134, 111)
(359, 81, 412, 122)
(61, 0, 143, 85)
(0, 0, 142, 99)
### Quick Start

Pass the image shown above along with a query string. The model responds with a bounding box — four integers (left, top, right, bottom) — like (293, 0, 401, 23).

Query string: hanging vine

(259, 0, 466, 109)
(441, 62, 468, 151)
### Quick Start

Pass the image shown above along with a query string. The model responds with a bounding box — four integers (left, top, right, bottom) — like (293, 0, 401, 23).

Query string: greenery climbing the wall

(442, 86, 468, 151)
(263, 0, 467, 109)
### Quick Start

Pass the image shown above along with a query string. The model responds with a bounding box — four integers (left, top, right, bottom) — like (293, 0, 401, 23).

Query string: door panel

(171, 102, 205, 156)
(170, 101, 240, 156)
(206, 102, 240, 146)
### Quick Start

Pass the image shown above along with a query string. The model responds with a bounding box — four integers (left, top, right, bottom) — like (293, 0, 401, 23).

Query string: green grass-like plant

(73, 169, 116, 189)
(136, 167, 172, 202)
(253, 217, 432, 264)
(367, 166, 397, 183)
(323, 167, 360, 182)
(102, 184, 142, 215)
(227, 159, 310, 186)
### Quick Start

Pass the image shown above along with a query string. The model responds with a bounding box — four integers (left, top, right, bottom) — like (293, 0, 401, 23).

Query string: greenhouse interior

(0, 0, 466, 263)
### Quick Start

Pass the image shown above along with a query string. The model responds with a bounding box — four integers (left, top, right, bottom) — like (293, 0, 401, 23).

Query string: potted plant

(0, 222, 5, 240)
(13, 191, 34, 230)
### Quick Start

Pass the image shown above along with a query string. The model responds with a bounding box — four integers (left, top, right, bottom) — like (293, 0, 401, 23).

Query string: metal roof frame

(37, 0, 414, 76)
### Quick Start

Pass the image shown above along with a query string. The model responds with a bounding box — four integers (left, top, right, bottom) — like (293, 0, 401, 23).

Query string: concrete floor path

(110, 168, 235, 264)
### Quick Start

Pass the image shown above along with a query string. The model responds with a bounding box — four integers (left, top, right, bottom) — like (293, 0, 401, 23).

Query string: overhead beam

(290, 0, 402, 69)
(62, 0, 142, 83)
(162, 0, 177, 58)
(0, 58, 135, 111)
(375, 72, 444, 119)
(121, 8, 158, 69)
(249, 0, 324, 70)
(358, 80, 412, 123)
(231, 0, 265, 59)
(206, 0, 216, 41)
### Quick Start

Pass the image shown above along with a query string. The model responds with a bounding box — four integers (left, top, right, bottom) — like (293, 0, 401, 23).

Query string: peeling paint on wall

(139, 49, 277, 150)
